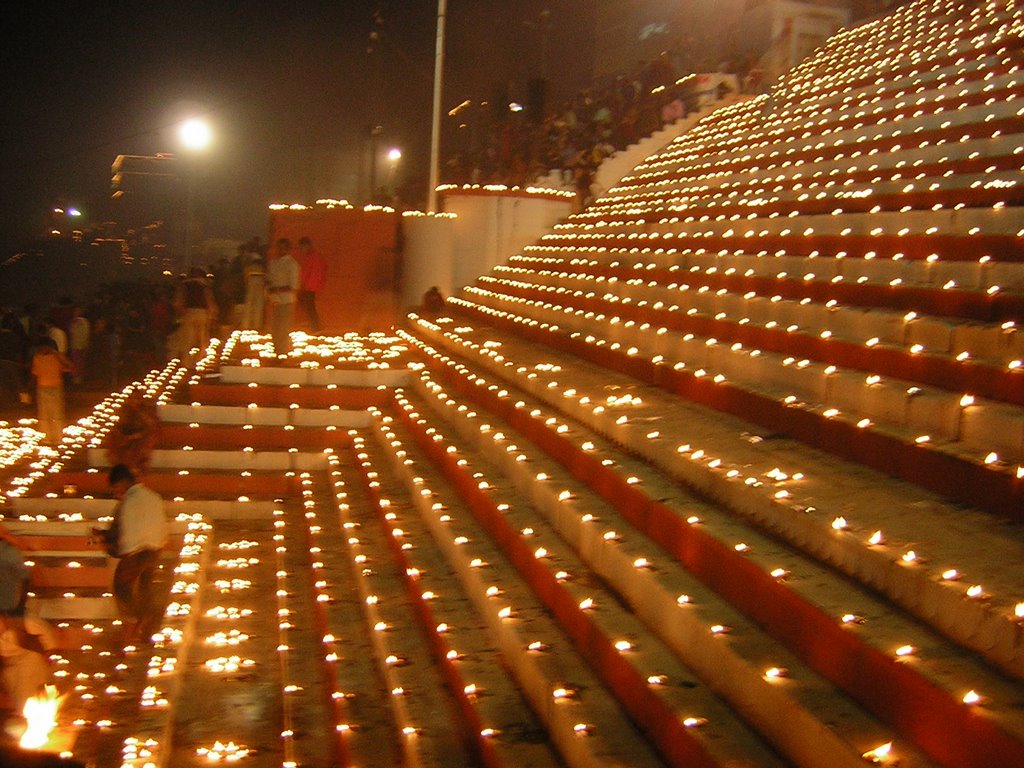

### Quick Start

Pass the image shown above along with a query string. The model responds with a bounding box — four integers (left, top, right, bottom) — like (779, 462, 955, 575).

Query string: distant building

(738, 1, 851, 86)
(594, 0, 747, 77)
(594, 0, 851, 84)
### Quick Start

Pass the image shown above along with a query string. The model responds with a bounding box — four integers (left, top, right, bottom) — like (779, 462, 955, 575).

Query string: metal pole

(427, 0, 447, 213)
(369, 125, 382, 203)
(184, 168, 194, 275)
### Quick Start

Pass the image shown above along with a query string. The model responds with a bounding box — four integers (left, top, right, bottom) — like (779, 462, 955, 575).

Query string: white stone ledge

(86, 448, 330, 472)
(27, 596, 116, 620)
(159, 403, 371, 428)
(290, 409, 371, 427)
(370, 424, 675, 768)
(9, 498, 277, 521)
(218, 366, 310, 385)
(219, 365, 411, 387)
(161, 403, 291, 425)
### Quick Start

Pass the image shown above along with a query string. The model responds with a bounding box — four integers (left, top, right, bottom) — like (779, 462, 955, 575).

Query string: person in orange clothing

(104, 390, 161, 475)
(29, 338, 72, 446)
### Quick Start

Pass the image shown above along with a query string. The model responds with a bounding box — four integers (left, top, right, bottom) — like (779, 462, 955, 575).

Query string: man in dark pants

(100, 465, 168, 647)
(297, 236, 327, 333)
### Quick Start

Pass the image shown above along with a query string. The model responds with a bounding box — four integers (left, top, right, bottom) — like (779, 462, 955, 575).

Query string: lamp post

(178, 117, 212, 274)
(428, 0, 447, 212)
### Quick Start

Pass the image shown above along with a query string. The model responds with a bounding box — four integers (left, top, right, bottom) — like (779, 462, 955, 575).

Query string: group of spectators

(443, 51, 760, 210)
(0, 287, 173, 412)
(176, 235, 327, 355)
(0, 234, 330, 426)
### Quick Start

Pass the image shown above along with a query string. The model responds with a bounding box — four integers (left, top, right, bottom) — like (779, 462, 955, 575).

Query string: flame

(20, 684, 62, 750)
(862, 741, 893, 763)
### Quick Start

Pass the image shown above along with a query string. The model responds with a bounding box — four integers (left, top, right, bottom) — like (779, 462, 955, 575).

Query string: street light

(179, 117, 212, 152)
(178, 117, 212, 273)
(387, 148, 402, 202)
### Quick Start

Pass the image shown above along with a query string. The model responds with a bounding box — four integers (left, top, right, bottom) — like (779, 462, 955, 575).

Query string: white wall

(399, 192, 572, 310)
(400, 213, 456, 308)
(445, 193, 573, 290)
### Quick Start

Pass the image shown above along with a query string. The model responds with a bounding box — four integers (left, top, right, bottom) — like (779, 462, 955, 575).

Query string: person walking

(98, 465, 168, 648)
(297, 236, 327, 333)
(266, 238, 300, 354)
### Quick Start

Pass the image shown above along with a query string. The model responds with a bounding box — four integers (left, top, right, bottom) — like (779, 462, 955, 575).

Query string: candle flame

(862, 741, 892, 762)
(20, 685, 62, 750)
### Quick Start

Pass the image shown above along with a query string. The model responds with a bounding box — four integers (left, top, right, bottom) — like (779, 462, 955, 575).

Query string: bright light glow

(180, 117, 213, 151)
(20, 685, 61, 750)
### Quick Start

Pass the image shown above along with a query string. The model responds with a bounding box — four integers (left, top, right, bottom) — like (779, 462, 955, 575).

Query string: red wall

(268, 206, 400, 333)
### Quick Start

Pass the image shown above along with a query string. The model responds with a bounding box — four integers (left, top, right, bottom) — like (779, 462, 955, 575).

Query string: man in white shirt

(45, 321, 67, 356)
(266, 237, 300, 354)
(105, 464, 168, 647)
(68, 306, 90, 384)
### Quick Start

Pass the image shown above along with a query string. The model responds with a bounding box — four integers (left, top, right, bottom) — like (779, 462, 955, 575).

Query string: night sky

(1, 1, 595, 254)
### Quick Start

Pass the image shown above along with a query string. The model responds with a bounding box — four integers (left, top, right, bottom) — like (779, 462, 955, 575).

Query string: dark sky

(1, 1, 595, 252)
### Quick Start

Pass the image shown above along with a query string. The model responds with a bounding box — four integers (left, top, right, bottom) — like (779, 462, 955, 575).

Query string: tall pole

(184, 163, 195, 275)
(428, 0, 447, 212)
(369, 124, 382, 203)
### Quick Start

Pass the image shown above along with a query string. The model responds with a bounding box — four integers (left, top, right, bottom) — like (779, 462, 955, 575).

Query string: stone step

(342, 446, 566, 768)
(217, 364, 410, 387)
(406, 365, 1024, 757)
(158, 403, 371, 428)
(353, 428, 689, 768)
(10, 498, 277, 521)
(403, 316, 1024, 674)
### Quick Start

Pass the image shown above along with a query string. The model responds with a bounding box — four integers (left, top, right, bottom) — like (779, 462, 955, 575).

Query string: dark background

(0, 1, 597, 257)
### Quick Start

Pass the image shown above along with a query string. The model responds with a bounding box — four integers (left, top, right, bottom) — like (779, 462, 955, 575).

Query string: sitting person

(104, 390, 160, 475)
(0, 525, 57, 715)
(422, 286, 446, 316)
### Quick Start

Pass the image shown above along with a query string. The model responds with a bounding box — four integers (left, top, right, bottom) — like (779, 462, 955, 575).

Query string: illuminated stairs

(4, 2, 1024, 766)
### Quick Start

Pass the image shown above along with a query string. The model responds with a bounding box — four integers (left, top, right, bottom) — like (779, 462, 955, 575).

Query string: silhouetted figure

(422, 286, 446, 316)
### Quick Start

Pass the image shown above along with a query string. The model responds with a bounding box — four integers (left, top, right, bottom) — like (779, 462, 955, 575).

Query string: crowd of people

(0, 235, 330, 433)
(442, 52, 757, 208)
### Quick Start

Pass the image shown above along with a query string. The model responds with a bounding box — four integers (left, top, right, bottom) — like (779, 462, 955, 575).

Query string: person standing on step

(30, 338, 72, 446)
(297, 236, 327, 333)
(174, 267, 217, 354)
(266, 237, 300, 354)
(241, 247, 267, 332)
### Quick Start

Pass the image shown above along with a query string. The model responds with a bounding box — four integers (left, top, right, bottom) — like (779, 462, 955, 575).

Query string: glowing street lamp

(178, 117, 212, 273)
(387, 148, 402, 201)
(179, 117, 213, 152)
